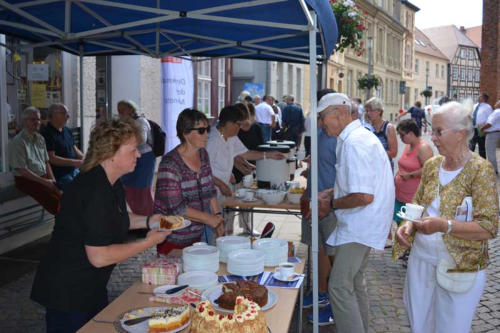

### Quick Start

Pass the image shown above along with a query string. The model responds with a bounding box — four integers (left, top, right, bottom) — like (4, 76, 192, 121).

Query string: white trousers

(404, 236, 485, 333)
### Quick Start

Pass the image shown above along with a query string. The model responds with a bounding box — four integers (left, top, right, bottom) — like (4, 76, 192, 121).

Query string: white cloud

(411, 0, 483, 29)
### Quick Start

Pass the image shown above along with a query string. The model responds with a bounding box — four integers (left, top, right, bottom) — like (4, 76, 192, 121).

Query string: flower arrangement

(420, 89, 432, 98)
(330, 0, 367, 55)
(358, 74, 380, 90)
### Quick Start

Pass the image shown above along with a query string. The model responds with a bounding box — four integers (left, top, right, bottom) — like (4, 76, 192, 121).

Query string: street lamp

(366, 36, 373, 100)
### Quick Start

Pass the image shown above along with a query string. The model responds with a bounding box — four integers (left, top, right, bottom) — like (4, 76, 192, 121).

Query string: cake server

(165, 284, 189, 294)
(123, 315, 151, 326)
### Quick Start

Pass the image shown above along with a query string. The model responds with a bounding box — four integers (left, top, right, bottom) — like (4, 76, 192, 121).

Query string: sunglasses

(187, 126, 211, 135)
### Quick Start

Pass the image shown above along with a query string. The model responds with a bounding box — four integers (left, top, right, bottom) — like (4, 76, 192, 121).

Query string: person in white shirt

(469, 93, 493, 158)
(206, 105, 284, 235)
(317, 93, 395, 333)
(481, 100, 500, 174)
(254, 95, 276, 142)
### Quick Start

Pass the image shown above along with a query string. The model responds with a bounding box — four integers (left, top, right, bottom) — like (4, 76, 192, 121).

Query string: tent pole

(309, 10, 319, 333)
(79, 45, 84, 152)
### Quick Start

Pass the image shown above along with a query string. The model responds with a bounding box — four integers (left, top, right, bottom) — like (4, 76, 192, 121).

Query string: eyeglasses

(318, 108, 336, 120)
(430, 128, 453, 137)
(187, 126, 211, 135)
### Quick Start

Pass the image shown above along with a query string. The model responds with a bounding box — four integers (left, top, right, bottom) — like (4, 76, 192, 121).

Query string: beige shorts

(301, 212, 337, 256)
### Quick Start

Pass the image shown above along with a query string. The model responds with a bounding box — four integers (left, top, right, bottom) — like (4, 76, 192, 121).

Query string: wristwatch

(330, 197, 337, 211)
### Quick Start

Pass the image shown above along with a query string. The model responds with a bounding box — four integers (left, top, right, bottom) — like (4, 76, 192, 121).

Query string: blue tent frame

(0, 1, 338, 332)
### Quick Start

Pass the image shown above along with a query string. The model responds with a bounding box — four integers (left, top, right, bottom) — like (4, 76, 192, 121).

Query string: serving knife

(123, 315, 152, 326)
(165, 284, 189, 294)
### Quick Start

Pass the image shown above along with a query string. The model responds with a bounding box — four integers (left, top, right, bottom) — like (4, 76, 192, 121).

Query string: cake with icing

(217, 280, 268, 309)
(147, 305, 190, 332)
(191, 296, 267, 332)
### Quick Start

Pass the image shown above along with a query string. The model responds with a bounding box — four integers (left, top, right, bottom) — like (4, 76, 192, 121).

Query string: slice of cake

(191, 296, 267, 333)
(147, 305, 190, 333)
(159, 215, 184, 230)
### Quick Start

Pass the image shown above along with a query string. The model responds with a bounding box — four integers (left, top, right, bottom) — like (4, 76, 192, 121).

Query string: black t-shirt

(408, 106, 425, 128)
(31, 165, 130, 312)
(233, 124, 263, 183)
(40, 123, 77, 179)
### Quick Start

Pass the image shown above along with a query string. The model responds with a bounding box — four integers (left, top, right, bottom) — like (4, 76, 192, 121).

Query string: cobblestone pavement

(1, 220, 500, 332)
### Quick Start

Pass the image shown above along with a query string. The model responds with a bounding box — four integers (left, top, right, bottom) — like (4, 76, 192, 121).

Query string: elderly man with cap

(316, 93, 394, 332)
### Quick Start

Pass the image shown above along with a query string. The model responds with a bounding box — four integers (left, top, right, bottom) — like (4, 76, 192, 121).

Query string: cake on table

(191, 296, 267, 332)
(147, 305, 190, 333)
(217, 280, 268, 309)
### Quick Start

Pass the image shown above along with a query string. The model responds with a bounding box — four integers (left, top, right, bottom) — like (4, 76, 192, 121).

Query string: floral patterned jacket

(393, 154, 498, 272)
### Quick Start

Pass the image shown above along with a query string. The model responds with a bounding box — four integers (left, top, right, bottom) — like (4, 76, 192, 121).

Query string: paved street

(1, 132, 500, 332)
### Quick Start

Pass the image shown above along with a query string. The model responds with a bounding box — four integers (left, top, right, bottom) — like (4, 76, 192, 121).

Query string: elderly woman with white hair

(117, 100, 156, 216)
(364, 97, 398, 170)
(394, 101, 498, 333)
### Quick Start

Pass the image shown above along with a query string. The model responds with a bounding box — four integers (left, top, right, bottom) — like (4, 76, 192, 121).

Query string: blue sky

(411, 0, 483, 29)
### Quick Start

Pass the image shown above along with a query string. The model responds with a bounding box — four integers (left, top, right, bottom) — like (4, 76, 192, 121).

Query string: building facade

(407, 28, 449, 107)
(326, 0, 416, 121)
(423, 25, 481, 101)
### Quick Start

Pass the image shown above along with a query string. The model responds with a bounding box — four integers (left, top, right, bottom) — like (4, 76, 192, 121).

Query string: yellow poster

(32, 83, 46, 108)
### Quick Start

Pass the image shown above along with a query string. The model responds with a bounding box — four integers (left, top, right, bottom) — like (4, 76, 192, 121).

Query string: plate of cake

(116, 305, 190, 333)
(151, 216, 191, 231)
(201, 281, 277, 313)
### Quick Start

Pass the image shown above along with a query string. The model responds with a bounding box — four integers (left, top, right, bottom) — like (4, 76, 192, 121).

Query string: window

(347, 70, 353, 97)
(389, 80, 394, 103)
(414, 88, 418, 103)
(441, 65, 445, 79)
(435, 64, 439, 78)
(475, 70, 480, 82)
(468, 69, 473, 82)
(287, 64, 293, 96)
(469, 49, 474, 60)
(217, 58, 226, 112)
(452, 66, 458, 80)
(460, 68, 466, 81)
(405, 44, 411, 69)
(356, 72, 362, 97)
(415, 58, 419, 74)
(460, 48, 466, 59)
(197, 59, 211, 115)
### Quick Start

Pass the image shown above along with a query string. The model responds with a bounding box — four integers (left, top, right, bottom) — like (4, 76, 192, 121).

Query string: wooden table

(221, 196, 301, 233)
(79, 260, 305, 333)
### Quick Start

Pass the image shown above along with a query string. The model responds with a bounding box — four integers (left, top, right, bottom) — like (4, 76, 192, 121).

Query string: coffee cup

(244, 191, 254, 201)
(275, 262, 295, 280)
(400, 203, 424, 220)
(236, 188, 248, 198)
(242, 175, 253, 188)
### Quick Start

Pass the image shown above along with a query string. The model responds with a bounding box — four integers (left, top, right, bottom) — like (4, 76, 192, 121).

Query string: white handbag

(435, 196, 478, 293)
(436, 259, 477, 293)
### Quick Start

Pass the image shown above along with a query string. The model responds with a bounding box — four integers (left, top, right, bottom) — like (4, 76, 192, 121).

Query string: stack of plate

(177, 270, 218, 290)
(253, 238, 288, 267)
(216, 236, 251, 263)
(182, 244, 219, 272)
(227, 249, 265, 276)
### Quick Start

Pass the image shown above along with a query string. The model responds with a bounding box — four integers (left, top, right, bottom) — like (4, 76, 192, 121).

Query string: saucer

(396, 212, 422, 223)
(242, 197, 258, 202)
(272, 272, 300, 282)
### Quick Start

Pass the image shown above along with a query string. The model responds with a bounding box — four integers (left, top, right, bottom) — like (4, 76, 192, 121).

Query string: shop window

(196, 60, 211, 115)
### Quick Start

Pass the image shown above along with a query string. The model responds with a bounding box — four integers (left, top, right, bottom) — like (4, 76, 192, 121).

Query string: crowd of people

(7, 88, 500, 332)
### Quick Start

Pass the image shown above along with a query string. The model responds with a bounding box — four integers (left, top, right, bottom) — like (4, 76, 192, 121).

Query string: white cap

(317, 93, 351, 113)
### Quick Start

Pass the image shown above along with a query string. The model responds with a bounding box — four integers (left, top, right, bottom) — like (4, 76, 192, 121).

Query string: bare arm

(48, 151, 83, 168)
(213, 176, 232, 196)
(394, 111, 408, 121)
(333, 193, 374, 209)
(73, 145, 84, 159)
(386, 124, 398, 159)
(271, 114, 276, 129)
(17, 167, 56, 188)
(415, 217, 493, 241)
(233, 155, 256, 175)
(480, 123, 492, 134)
(85, 230, 170, 268)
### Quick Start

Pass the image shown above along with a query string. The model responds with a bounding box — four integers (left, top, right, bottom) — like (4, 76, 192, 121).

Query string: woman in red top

(394, 119, 434, 224)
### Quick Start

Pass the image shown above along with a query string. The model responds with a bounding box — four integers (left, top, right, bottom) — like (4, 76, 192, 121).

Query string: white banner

(161, 57, 194, 153)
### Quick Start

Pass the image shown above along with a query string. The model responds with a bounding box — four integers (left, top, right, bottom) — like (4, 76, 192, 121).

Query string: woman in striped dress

(154, 109, 224, 254)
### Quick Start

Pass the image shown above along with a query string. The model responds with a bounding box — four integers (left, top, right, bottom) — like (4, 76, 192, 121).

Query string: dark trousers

(45, 294, 108, 333)
(304, 136, 311, 157)
(469, 128, 486, 158)
(15, 176, 62, 215)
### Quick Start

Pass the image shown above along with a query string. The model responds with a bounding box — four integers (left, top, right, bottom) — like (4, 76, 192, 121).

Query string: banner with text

(161, 57, 194, 153)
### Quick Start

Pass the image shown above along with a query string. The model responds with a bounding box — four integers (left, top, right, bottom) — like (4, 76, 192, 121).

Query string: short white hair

(22, 106, 40, 120)
(238, 90, 250, 102)
(433, 100, 474, 141)
(364, 97, 384, 111)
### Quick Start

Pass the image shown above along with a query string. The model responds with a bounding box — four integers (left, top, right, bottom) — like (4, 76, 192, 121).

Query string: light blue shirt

(306, 128, 336, 199)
